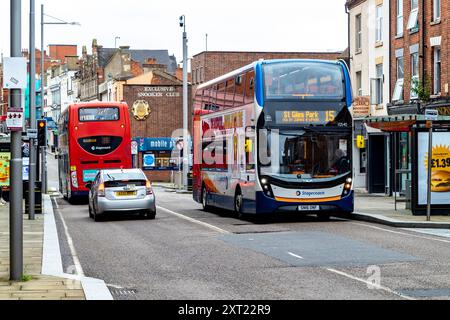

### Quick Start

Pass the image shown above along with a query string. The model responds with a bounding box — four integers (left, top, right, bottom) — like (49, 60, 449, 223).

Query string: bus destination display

(276, 110, 336, 125)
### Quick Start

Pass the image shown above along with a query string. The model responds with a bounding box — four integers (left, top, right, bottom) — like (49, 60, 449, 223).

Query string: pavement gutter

(352, 212, 450, 229)
(42, 194, 114, 300)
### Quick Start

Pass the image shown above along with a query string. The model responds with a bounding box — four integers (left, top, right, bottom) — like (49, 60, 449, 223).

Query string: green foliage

(411, 77, 432, 102)
(21, 274, 34, 282)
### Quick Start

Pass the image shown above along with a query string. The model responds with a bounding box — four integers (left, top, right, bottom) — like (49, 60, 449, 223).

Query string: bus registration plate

(299, 205, 320, 211)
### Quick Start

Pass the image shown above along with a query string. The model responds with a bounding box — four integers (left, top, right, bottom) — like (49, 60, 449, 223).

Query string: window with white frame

(356, 71, 362, 96)
(433, 0, 441, 22)
(396, 0, 403, 36)
(356, 14, 362, 52)
(407, 0, 419, 31)
(376, 5, 383, 42)
(411, 52, 419, 99)
(371, 64, 383, 105)
(393, 56, 404, 101)
(434, 47, 441, 95)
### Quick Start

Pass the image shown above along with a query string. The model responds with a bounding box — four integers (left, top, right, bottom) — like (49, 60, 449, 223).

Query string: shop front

(134, 137, 180, 182)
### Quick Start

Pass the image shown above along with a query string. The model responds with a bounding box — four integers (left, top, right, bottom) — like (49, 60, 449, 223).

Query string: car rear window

(105, 180, 147, 188)
(103, 172, 146, 182)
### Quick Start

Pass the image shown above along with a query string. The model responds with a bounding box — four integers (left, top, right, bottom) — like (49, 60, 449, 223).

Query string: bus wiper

(107, 174, 116, 181)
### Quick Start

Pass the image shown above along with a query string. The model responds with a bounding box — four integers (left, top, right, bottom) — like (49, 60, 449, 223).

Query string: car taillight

(71, 171, 79, 188)
(98, 183, 106, 197)
(146, 181, 153, 195)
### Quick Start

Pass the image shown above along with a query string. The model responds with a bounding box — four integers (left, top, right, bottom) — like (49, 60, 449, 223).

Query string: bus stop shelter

(365, 114, 450, 216)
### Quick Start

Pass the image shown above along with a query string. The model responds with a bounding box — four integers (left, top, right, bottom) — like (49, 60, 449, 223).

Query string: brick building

(191, 51, 346, 86)
(48, 44, 77, 63)
(389, 0, 449, 115)
(122, 70, 192, 182)
(77, 39, 178, 102)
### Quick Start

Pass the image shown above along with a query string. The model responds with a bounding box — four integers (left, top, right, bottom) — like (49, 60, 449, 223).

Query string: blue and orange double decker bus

(192, 59, 354, 219)
(58, 102, 132, 202)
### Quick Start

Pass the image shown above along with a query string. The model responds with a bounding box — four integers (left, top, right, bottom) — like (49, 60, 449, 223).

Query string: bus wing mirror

(85, 182, 93, 190)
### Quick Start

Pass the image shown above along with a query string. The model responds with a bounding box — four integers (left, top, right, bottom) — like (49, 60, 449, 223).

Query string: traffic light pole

(38, 120, 48, 195)
(29, 0, 37, 220)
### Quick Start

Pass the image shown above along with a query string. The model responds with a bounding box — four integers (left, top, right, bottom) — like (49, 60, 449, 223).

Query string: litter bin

(24, 181, 43, 214)
(405, 180, 412, 210)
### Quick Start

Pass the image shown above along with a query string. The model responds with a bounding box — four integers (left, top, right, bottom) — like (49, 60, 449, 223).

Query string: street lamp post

(10, 0, 24, 281)
(180, 15, 189, 191)
(39, 5, 80, 195)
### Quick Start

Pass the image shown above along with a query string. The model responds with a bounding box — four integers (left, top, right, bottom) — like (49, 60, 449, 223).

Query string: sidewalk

(354, 193, 450, 229)
(0, 203, 85, 300)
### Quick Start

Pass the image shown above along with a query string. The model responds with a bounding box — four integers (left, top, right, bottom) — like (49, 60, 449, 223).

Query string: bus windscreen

(264, 62, 344, 100)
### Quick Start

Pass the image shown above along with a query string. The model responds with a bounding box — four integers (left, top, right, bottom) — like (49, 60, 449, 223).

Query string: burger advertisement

(418, 132, 450, 205)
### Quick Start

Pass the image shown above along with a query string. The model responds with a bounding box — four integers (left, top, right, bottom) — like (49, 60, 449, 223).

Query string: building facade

(122, 72, 191, 182)
(191, 51, 345, 86)
(347, 0, 392, 193)
(389, 0, 449, 115)
(77, 40, 178, 102)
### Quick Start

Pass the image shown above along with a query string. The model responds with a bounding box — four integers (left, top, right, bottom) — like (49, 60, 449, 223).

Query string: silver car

(87, 169, 156, 222)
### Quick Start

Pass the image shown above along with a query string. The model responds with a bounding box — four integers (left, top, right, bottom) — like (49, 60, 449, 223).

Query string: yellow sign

(356, 135, 366, 149)
(425, 145, 450, 193)
(0, 153, 11, 187)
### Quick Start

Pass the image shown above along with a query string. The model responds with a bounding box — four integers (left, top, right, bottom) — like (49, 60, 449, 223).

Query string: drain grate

(109, 287, 137, 297)
(398, 289, 450, 298)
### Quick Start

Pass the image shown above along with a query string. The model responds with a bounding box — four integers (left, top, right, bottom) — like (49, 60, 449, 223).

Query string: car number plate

(116, 191, 137, 197)
(299, 205, 320, 211)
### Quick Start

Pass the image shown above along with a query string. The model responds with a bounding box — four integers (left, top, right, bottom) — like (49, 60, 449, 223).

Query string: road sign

(2, 57, 27, 89)
(131, 141, 138, 155)
(27, 129, 38, 139)
(6, 108, 24, 132)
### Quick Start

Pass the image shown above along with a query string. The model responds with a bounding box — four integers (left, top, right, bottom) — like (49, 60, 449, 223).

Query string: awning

(365, 114, 450, 132)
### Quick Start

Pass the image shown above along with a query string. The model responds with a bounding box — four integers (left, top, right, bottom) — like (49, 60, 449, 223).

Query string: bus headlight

(343, 178, 353, 196)
(260, 177, 274, 199)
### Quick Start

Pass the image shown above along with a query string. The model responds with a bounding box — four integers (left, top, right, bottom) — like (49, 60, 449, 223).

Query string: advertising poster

(418, 132, 450, 205)
(0, 153, 11, 187)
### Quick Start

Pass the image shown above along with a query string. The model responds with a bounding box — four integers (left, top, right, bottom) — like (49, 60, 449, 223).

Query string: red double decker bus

(58, 102, 132, 202)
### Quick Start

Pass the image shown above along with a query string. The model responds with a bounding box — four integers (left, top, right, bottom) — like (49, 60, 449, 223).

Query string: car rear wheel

(89, 203, 94, 219)
(141, 211, 156, 220)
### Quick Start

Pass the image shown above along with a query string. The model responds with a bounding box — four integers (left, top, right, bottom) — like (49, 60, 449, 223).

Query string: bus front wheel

(234, 189, 245, 220)
(202, 186, 210, 212)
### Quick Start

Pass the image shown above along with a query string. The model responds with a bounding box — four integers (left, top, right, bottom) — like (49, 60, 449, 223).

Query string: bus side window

(234, 74, 245, 107)
(217, 82, 226, 110)
(225, 78, 236, 108)
(245, 71, 255, 104)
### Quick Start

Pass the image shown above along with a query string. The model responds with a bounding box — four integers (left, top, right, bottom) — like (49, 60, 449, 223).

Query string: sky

(1, 0, 348, 65)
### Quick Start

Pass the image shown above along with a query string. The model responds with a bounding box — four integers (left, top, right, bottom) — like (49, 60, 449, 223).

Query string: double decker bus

(58, 102, 132, 202)
(193, 59, 354, 218)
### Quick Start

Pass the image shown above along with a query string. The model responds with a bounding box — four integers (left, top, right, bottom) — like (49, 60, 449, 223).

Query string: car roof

(100, 169, 145, 175)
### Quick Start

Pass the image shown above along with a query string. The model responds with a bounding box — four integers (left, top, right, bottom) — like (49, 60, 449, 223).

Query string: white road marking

(53, 198, 85, 276)
(288, 252, 304, 260)
(350, 222, 450, 244)
(157, 206, 231, 235)
(326, 268, 415, 300)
